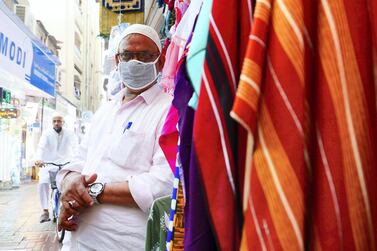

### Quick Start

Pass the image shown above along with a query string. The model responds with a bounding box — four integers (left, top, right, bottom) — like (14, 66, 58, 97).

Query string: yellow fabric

(99, 5, 144, 36)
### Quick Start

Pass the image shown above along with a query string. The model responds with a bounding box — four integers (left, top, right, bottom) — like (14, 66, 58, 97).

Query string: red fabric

(192, 0, 253, 250)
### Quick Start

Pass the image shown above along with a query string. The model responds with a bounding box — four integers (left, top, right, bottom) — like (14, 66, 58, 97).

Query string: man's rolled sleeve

(56, 161, 86, 190)
(128, 146, 174, 213)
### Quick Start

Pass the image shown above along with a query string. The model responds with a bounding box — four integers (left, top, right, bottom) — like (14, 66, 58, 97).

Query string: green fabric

(145, 196, 171, 251)
(186, 0, 213, 109)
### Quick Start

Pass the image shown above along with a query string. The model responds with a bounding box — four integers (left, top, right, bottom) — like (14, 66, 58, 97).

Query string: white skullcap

(52, 112, 64, 119)
(117, 24, 162, 52)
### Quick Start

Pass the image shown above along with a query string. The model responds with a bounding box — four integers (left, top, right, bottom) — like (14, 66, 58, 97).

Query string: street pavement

(0, 181, 62, 250)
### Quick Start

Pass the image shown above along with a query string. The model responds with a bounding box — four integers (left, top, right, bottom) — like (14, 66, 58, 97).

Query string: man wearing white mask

(35, 112, 78, 223)
(56, 24, 173, 250)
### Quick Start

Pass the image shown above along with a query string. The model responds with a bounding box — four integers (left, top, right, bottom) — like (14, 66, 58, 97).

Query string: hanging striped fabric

(231, 0, 377, 250)
(192, 0, 254, 250)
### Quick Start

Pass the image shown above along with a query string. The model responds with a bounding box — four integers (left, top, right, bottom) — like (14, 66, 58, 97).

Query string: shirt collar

(139, 84, 160, 105)
(115, 84, 161, 105)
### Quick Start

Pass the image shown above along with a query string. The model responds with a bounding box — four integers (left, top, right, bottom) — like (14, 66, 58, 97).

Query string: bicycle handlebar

(43, 162, 70, 167)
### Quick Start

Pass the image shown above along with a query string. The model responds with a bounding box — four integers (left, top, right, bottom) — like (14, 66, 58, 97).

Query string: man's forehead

(119, 34, 158, 50)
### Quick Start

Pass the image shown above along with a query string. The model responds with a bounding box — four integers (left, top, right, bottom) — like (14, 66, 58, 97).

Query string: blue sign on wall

(29, 44, 56, 97)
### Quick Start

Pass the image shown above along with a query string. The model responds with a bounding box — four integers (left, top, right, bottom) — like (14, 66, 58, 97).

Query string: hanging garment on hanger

(159, 20, 219, 248)
(159, 0, 203, 93)
(186, 0, 212, 109)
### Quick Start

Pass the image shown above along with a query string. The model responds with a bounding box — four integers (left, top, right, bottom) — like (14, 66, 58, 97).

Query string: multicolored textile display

(166, 165, 181, 251)
(231, 0, 377, 250)
(192, 0, 254, 250)
(171, 182, 184, 250)
(173, 58, 218, 250)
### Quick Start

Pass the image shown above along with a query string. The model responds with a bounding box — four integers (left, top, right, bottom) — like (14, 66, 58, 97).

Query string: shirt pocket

(108, 130, 154, 171)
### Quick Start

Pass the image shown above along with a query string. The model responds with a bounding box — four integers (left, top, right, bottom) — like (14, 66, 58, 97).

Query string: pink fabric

(158, 105, 179, 172)
(160, 41, 180, 94)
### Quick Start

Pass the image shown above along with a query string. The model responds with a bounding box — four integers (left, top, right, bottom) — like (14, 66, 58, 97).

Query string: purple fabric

(173, 58, 218, 250)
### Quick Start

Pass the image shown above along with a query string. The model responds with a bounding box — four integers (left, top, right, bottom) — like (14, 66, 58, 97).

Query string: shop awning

(0, 1, 59, 98)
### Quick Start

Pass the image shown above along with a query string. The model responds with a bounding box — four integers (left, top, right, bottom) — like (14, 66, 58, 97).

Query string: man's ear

(115, 54, 120, 65)
(156, 53, 165, 72)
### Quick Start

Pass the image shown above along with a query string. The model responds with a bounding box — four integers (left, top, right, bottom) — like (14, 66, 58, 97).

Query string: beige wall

(81, 0, 103, 112)
(3, 0, 15, 10)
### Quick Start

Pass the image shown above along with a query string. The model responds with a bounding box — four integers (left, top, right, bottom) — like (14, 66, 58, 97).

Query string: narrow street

(0, 182, 62, 250)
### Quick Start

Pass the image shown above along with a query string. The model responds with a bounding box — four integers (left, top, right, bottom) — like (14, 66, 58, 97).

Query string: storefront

(0, 1, 59, 188)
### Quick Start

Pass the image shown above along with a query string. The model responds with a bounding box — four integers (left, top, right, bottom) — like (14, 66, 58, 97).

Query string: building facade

(81, 0, 104, 113)
(29, 0, 103, 115)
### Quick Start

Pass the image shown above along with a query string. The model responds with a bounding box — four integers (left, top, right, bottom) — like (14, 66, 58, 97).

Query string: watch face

(90, 183, 103, 194)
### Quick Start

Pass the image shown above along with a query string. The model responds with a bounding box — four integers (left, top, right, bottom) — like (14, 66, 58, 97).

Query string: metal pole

(40, 98, 45, 132)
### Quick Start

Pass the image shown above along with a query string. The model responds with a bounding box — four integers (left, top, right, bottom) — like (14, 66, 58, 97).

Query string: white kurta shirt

(36, 128, 78, 183)
(57, 84, 174, 250)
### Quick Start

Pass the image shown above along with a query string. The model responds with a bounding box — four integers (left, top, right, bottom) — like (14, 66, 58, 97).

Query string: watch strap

(92, 195, 100, 205)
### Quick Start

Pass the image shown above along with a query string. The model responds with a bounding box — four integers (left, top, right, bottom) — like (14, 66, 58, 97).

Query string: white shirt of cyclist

(36, 128, 78, 183)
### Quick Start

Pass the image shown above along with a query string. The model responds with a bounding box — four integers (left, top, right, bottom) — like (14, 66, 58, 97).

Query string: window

(58, 71, 62, 82)
(74, 75, 81, 99)
(15, 5, 26, 23)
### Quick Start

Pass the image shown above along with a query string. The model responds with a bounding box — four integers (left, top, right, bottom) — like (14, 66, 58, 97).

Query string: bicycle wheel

(56, 222, 65, 243)
(53, 190, 59, 222)
(50, 189, 58, 223)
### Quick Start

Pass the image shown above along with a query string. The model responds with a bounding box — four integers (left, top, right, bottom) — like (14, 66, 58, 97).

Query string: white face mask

(118, 57, 159, 91)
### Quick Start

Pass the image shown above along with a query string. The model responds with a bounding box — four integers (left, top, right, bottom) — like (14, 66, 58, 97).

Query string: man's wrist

(97, 185, 106, 204)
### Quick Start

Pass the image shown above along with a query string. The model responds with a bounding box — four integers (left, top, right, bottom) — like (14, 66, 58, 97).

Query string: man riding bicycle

(35, 112, 78, 223)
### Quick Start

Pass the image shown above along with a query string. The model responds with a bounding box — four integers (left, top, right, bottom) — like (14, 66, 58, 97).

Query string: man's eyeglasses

(118, 51, 160, 62)
(53, 120, 62, 123)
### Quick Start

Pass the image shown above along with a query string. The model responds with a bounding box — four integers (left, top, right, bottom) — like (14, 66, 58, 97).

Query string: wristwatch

(88, 182, 105, 204)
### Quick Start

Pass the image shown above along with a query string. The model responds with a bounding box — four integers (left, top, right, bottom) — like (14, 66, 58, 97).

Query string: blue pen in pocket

(123, 121, 133, 134)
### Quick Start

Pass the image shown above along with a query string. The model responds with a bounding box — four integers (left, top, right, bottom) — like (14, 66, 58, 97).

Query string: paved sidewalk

(0, 181, 62, 250)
